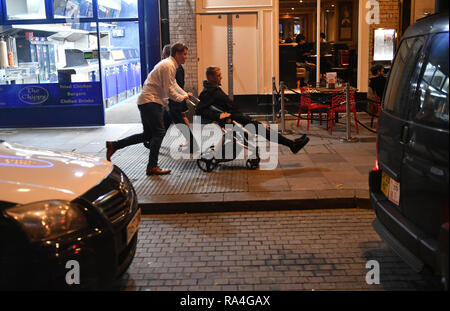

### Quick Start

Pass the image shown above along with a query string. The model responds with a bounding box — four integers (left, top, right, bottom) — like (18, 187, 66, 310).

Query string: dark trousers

(113, 102, 166, 168)
(224, 113, 293, 147)
(113, 103, 198, 156)
(113, 104, 154, 150)
(168, 101, 199, 152)
(139, 102, 166, 168)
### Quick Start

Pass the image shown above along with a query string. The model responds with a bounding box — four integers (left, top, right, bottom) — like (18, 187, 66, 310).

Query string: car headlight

(5, 200, 89, 242)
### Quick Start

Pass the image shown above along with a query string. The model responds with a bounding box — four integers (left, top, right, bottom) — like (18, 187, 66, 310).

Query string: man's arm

(197, 90, 223, 121)
(165, 64, 188, 102)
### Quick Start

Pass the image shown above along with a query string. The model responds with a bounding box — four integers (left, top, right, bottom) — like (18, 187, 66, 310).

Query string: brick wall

(369, 0, 400, 70)
(168, 0, 199, 96)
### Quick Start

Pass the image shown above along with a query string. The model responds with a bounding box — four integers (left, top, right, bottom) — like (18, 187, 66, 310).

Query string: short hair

(171, 42, 188, 57)
(295, 34, 305, 43)
(206, 66, 221, 79)
(162, 44, 171, 58)
(371, 64, 384, 75)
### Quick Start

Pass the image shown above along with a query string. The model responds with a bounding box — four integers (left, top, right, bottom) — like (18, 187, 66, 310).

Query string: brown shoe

(146, 166, 171, 175)
(106, 141, 116, 161)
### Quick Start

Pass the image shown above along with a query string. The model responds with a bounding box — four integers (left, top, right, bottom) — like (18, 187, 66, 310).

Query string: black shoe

(290, 137, 310, 154)
(295, 134, 307, 142)
(106, 141, 116, 161)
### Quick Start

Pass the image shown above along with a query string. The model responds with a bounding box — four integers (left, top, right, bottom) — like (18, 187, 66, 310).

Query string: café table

(304, 85, 354, 125)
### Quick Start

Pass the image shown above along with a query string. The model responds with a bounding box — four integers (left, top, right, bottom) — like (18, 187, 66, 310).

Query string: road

(114, 208, 442, 291)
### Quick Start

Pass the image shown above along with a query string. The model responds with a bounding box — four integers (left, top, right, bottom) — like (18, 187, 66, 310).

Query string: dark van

(369, 12, 449, 289)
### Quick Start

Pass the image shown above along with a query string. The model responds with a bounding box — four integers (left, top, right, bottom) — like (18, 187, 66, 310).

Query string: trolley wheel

(246, 158, 260, 170)
(197, 158, 216, 172)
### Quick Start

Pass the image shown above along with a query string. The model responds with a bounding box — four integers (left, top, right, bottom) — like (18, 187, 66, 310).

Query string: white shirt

(137, 56, 187, 106)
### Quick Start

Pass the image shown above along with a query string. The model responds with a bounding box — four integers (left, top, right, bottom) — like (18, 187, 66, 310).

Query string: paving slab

(0, 115, 378, 214)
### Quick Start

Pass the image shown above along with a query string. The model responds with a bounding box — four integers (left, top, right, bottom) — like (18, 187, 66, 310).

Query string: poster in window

(373, 29, 396, 61)
(339, 2, 352, 41)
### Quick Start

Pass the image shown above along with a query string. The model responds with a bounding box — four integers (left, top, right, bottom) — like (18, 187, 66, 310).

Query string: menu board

(373, 29, 396, 61)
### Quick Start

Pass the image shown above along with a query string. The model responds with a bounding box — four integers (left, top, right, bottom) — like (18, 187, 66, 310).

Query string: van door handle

(400, 124, 409, 145)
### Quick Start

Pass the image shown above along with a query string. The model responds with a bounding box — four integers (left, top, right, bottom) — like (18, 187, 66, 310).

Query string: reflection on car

(0, 140, 140, 290)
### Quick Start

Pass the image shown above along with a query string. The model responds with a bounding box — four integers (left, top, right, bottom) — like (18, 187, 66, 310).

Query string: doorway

(198, 13, 259, 98)
(278, 0, 359, 89)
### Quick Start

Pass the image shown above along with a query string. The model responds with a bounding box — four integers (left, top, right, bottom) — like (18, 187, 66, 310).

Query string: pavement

(0, 112, 377, 214)
(113, 208, 443, 291)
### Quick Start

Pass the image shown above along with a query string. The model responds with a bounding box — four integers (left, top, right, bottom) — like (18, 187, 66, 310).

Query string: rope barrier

(355, 118, 378, 133)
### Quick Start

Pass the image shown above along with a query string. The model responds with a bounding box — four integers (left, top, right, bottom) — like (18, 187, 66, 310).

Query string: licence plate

(126, 209, 141, 245)
(381, 171, 400, 205)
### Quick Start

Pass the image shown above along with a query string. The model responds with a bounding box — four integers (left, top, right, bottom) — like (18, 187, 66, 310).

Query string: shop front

(0, 0, 161, 128)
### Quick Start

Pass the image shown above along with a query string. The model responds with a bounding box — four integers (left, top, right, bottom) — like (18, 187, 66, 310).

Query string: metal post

(280, 81, 286, 134)
(316, 0, 321, 88)
(345, 83, 351, 141)
(272, 77, 277, 123)
(227, 14, 234, 100)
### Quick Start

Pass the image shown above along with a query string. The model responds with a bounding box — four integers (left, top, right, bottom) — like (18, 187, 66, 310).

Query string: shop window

(0, 23, 99, 85)
(413, 33, 449, 128)
(98, 0, 138, 19)
(98, 20, 141, 107)
(5, 0, 46, 20)
(53, 0, 93, 19)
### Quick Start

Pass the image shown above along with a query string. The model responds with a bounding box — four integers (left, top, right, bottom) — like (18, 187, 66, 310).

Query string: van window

(383, 36, 426, 116)
(412, 33, 449, 128)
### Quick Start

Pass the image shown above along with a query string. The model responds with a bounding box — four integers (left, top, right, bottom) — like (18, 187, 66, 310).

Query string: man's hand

(219, 112, 231, 119)
(183, 92, 193, 101)
(260, 122, 270, 130)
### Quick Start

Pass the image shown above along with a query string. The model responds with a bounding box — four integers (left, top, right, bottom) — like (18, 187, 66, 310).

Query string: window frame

(382, 34, 427, 118)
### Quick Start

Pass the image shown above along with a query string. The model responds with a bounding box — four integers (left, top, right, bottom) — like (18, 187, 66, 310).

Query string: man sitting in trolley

(195, 66, 310, 154)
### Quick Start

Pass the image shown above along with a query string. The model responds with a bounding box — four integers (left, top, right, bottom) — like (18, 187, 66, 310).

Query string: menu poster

(373, 29, 396, 61)
(326, 72, 337, 88)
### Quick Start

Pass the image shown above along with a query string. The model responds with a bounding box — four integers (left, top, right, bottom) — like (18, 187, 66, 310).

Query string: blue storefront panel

(0, 0, 160, 128)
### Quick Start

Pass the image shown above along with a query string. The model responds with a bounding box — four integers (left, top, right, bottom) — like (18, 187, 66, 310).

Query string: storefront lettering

(18, 86, 49, 105)
(366, 0, 380, 25)
(73, 84, 93, 89)
(61, 99, 78, 104)
(67, 92, 87, 96)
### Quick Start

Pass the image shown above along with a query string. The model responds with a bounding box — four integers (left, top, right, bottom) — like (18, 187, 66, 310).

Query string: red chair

(328, 90, 359, 135)
(370, 94, 381, 129)
(296, 88, 330, 131)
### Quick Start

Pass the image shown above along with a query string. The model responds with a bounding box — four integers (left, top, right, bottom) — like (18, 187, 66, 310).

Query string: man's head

(171, 42, 188, 65)
(320, 32, 326, 42)
(295, 34, 306, 44)
(206, 66, 222, 85)
(371, 64, 384, 76)
(162, 44, 171, 59)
